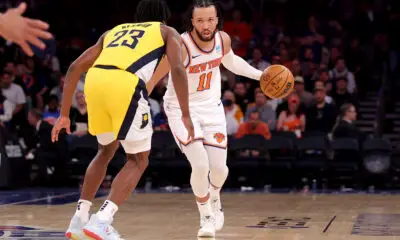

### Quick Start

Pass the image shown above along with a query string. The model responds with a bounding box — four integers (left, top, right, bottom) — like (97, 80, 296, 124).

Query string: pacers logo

(140, 113, 149, 129)
(213, 133, 225, 144)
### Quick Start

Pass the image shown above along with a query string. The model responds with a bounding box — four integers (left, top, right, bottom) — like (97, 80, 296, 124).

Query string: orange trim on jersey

(218, 31, 225, 56)
(203, 141, 227, 150)
(188, 31, 216, 55)
(182, 37, 192, 69)
(174, 133, 204, 146)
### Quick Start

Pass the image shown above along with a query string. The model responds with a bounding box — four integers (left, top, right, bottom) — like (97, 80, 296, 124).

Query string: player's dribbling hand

(51, 116, 71, 142)
(181, 115, 195, 141)
(0, 2, 53, 56)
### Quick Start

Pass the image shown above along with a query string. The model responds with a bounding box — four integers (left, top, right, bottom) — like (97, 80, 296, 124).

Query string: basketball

(260, 64, 294, 99)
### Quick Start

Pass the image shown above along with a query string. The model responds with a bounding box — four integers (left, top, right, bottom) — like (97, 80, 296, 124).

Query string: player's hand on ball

(51, 116, 71, 142)
(182, 115, 195, 141)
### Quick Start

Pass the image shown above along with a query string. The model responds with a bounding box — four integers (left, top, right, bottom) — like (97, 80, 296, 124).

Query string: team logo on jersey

(216, 45, 221, 53)
(140, 113, 149, 129)
(213, 132, 225, 143)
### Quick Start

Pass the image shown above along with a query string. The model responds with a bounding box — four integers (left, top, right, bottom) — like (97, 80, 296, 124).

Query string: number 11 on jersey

(197, 72, 213, 91)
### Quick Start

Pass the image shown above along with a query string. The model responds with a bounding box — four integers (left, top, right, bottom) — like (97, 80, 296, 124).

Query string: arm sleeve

(221, 50, 263, 81)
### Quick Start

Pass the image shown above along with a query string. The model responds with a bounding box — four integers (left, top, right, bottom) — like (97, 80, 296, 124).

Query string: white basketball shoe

(197, 214, 216, 237)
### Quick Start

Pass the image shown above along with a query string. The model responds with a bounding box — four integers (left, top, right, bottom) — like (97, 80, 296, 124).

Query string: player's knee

(126, 152, 149, 172)
(96, 141, 119, 163)
(210, 164, 229, 175)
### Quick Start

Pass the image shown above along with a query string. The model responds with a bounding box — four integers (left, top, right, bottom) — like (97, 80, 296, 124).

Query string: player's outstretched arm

(51, 32, 106, 142)
(0, 2, 53, 56)
(219, 31, 265, 81)
(163, 25, 194, 140)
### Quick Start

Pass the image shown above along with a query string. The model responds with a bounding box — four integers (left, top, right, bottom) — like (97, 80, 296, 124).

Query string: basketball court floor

(1, 189, 400, 239)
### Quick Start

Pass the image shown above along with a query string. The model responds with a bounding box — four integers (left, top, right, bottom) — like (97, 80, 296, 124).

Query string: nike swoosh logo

(218, 101, 222, 106)
(192, 55, 201, 59)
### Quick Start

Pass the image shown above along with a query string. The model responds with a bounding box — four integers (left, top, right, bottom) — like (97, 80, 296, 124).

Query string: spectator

(42, 95, 60, 125)
(317, 68, 333, 93)
(294, 76, 313, 108)
(0, 92, 14, 126)
(50, 74, 64, 101)
(331, 77, 359, 110)
(223, 90, 243, 136)
(329, 56, 357, 93)
(153, 101, 168, 131)
(236, 110, 271, 140)
(314, 80, 333, 104)
(290, 58, 302, 76)
(69, 91, 88, 137)
(27, 108, 68, 186)
(277, 93, 306, 137)
(245, 91, 276, 130)
(1, 69, 26, 110)
(301, 15, 325, 63)
(306, 85, 337, 133)
(248, 48, 270, 71)
(331, 103, 366, 143)
(224, 9, 252, 57)
(233, 82, 249, 113)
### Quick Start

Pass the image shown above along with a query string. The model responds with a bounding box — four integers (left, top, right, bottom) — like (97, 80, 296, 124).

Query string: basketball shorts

(84, 66, 152, 154)
(164, 100, 227, 150)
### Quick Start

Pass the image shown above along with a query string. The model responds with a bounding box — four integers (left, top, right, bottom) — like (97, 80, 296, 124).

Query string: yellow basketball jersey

(94, 22, 165, 82)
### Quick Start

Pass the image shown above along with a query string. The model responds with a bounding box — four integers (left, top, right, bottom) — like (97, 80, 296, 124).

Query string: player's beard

(194, 28, 217, 42)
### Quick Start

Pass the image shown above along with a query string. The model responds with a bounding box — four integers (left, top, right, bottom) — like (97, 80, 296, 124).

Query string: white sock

(196, 198, 213, 218)
(97, 200, 118, 222)
(210, 187, 222, 210)
(210, 186, 220, 200)
(75, 199, 92, 222)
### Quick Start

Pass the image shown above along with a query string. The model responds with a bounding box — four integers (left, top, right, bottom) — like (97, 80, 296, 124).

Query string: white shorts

(96, 132, 152, 154)
(164, 101, 227, 149)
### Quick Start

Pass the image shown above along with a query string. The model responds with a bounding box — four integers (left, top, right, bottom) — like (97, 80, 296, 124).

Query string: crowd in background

(1, 0, 399, 184)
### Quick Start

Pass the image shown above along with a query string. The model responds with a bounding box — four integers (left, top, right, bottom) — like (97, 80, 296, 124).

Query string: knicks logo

(213, 133, 225, 143)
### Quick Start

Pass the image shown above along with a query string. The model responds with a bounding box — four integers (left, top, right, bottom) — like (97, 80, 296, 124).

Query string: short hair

(135, 0, 171, 23)
(185, 0, 223, 32)
(30, 108, 43, 120)
(340, 103, 355, 118)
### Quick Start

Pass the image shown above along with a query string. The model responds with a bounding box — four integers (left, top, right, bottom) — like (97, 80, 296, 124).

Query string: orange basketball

(260, 64, 294, 99)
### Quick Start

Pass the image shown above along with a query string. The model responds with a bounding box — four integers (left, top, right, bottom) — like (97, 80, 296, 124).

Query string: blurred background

(1, 0, 400, 193)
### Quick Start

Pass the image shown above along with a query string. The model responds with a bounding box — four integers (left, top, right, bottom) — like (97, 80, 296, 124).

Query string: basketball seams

(273, 69, 290, 98)
(261, 66, 286, 96)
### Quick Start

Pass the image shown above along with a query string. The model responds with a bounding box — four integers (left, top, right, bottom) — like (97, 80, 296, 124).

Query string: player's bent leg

(66, 133, 119, 240)
(205, 145, 228, 232)
(83, 138, 150, 240)
(181, 142, 216, 237)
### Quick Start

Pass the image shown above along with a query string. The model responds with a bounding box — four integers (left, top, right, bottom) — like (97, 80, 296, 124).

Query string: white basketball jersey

(164, 31, 224, 106)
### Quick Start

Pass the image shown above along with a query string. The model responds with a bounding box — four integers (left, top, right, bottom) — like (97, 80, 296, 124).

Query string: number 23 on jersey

(197, 72, 213, 91)
(106, 29, 145, 49)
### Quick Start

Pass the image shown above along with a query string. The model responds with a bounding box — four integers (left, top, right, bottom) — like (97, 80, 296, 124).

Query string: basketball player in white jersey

(148, 0, 267, 237)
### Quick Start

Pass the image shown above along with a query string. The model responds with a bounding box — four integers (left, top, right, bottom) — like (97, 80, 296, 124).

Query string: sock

(210, 186, 220, 200)
(75, 199, 92, 222)
(196, 198, 213, 218)
(97, 200, 118, 222)
(210, 187, 222, 210)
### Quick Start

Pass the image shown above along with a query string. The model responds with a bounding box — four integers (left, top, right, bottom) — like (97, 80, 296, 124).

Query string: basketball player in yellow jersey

(51, 0, 194, 239)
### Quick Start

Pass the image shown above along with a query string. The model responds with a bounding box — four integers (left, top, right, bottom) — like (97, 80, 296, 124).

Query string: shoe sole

(197, 231, 216, 238)
(83, 228, 103, 240)
(66, 231, 84, 240)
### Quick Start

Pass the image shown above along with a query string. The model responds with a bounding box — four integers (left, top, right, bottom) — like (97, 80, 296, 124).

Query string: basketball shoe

(65, 215, 86, 240)
(197, 214, 216, 237)
(211, 197, 224, 231)
(83, 214, 122, 240)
